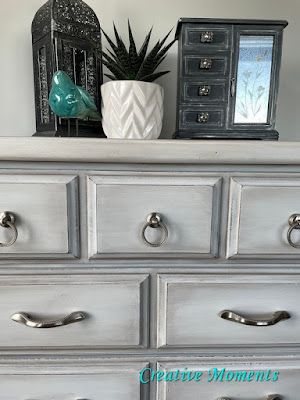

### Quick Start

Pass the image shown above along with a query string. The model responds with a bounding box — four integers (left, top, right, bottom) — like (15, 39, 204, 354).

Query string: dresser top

(175, 18, 288, 38)
(0, 137, 300, 165)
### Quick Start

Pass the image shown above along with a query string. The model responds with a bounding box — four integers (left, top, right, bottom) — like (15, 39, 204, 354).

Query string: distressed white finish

(1, 138, 300, 164)
(0, 275, 148, 349)
(0, 360, 148, 400)
(0, 174, 79, 258)
(227, 176, 300, 258)
(157, 274, 300, 348)
(101, 81, 164, 139)
(157, 359, 300, 400)
(0, 139, 299, 398)
(87, 173, 222, 258)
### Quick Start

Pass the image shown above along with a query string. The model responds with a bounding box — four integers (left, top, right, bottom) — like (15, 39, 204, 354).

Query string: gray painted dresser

(0, 137, 300, 399)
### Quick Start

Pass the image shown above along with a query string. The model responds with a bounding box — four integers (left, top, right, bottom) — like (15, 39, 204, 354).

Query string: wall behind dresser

(0, 0, 299, 140)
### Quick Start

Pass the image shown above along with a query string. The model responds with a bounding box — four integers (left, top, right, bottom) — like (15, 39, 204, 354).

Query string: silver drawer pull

(197, 112, 209, 123)
(199, 58, 212, 69)
(217, 396, 282, 400)
(287, 214, 300, 248)
(219, 310, 291, 326)
(11, 311, 87, 329)
(0, 212, 18, 247)
(198, 85, 211, 96)
(142, 212, 168, 248)
(200, 31, 214, 43)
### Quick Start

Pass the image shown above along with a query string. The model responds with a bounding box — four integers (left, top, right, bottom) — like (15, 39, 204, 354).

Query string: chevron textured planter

(101, 81, 164, 139)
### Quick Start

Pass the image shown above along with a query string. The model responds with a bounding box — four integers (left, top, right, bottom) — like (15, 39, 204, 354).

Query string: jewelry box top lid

(175, 18, 288, 39)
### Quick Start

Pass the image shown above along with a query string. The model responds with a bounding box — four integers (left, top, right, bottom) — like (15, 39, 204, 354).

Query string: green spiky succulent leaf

(101, 22, 175, 82)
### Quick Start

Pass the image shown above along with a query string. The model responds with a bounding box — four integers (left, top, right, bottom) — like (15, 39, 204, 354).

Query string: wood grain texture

(0, 274, 149, 349)
(87, 172, 222, 258)
(227, 176, 300, 258)
(1, 138, 300, 164)
(0, 174, 79, 259)
(157, 274, 300, 348)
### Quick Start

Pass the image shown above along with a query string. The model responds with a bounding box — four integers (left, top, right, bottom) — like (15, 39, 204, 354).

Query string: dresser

(0, 137, 300, 400)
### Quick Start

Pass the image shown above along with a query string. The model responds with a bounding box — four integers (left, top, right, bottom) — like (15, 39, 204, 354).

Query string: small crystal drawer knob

(197, 112, 209, 123)
(200, 31, 214, 43)
(198, 85, 211, 96)
(200, 58, 213, 69)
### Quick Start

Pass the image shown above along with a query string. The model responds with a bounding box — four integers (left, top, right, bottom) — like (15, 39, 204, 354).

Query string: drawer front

(0, 275, 148, 349)
(87, 173, 222, 258)
(182, 80, 226, 103)
(184, 55, 229, 76)
(0, 175, 79, 259)
(0, 362, 147, 400)
(227, 176, 300, 259)
(157, 275, 299, 348)
(183, 24, 231, 50)
(157, 360, 299, 400)
(179, 107, 225, 129)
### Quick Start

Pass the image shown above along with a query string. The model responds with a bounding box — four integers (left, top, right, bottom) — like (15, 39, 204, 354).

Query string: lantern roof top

(32, 0, 101, 44)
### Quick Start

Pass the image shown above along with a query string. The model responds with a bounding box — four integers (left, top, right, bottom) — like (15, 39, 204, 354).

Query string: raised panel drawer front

(0, 274, 148, 349)
(0, 174, 79, 259)
(157, 275, 300, 348)
(0, 361, 148, 400)
(157, 360, 299, 400)
(227, 176, 300, 259)
(87, 173, 222, 258)
(183, 24, 231, 49)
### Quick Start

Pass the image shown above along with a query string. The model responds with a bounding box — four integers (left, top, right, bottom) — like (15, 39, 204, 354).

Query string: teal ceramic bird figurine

(49, 71, 101, 121)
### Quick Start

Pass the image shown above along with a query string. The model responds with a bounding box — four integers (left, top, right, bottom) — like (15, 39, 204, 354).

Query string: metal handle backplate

(11, 311, 87, 329)
(287, 214, 300, 248)
(219, 310, 291, 327)
(142, 212, 168, 248)
(0, 212, 18, 247)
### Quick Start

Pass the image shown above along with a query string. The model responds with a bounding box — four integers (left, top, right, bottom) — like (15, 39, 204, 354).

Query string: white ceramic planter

(101, 81, 164, 139)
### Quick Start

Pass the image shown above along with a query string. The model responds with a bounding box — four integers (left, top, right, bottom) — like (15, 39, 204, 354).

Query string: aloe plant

(101, 22, 176, 82)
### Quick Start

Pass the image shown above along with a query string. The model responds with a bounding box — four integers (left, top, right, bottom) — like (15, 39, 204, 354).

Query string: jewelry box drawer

(0, 361, 148, 400)
(183, 54, 229, 76)
(0, 274, 148, 349)
(87, 173, 222, 258)
(179, 107, 225, 129)
(227, 176, 300, 259)
(0, 174, 79, 259)
(182, 80, 226, 103)
(157, 274, 299, 348)
(182, 24, 231, 49)
(156, 360, 299, 400)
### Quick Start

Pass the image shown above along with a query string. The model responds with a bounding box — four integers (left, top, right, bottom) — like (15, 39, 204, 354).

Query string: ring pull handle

(0, 212, 18, 247)
(287, 214, 300, 248)
(216, 396, 282, 400)
(142, 212, 168, 248)
(11, 311, 87, 329)
(219, 310, 291, 327)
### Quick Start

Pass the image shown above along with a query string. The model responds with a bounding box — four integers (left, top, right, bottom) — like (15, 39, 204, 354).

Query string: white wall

(0, 0, 299, 140)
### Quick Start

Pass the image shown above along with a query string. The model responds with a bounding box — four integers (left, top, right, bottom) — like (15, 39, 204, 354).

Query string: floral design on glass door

(234, 35, 274, 124)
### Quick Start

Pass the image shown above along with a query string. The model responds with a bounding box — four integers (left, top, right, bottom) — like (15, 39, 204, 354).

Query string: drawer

(87, 173, 222, 258)
(156, 360, 299, 400)
(0, 361, 148, 400)
(227, 176, 300, 259)
(182, 80, 226, 103)
(179, 107, 225, 129)
(184, 54, 229, 76)
(157, 274, 300, 348)
(0, 174, 79, 259)
(183, 24, 231, 49)
(0, 274, 148, 349)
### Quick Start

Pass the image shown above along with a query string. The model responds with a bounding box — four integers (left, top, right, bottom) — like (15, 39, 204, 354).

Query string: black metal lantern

(32, 0, 104, 137)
